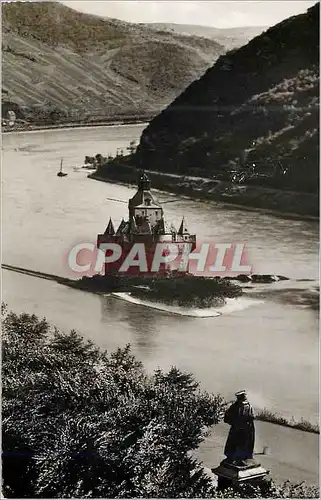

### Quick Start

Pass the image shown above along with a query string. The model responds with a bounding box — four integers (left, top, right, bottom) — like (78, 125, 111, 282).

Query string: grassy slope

(135, 4, 319, 195)
(2, 1, 226, 124)
(255, 408, 319, 434)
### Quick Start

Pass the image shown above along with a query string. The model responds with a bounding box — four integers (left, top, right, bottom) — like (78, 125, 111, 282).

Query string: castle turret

(128, 172, 163, 228)
(116, 219, 127, 235)
(178, 217, 189, 236)
(138, 171, 151, 190)
(176, 216, 196, 245)
(104, 217, 115, 236)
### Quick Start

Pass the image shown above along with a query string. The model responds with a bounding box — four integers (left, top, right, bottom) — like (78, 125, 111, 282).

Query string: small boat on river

(57, 159, 68, 177)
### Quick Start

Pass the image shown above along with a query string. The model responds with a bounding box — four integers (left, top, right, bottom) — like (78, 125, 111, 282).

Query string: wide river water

(2, 124, 319, 428)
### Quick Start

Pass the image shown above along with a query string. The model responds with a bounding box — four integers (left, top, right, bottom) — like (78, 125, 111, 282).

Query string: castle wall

(97, 235, 195, 275)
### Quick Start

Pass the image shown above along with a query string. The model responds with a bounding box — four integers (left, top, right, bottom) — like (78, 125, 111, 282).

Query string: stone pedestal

(212, 459, 270, 492)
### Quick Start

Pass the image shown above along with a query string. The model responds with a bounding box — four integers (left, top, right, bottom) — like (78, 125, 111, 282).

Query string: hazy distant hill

(141, 23, 267, 50)
(135, 3, 319, 195)
(2, 2, 226, 125)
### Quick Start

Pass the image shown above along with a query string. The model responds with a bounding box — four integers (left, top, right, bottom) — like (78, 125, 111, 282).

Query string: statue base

(212, 459, 270, 492)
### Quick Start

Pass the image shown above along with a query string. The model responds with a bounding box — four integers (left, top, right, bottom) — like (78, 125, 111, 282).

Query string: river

(2, 125, 319, 431)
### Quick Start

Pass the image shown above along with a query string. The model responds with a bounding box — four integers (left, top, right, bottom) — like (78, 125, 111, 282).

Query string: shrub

(2, 305, 223, 498)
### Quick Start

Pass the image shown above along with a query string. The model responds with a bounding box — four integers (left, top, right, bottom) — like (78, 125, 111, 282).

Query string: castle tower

(97, 172, 196, 275)
(128, 171, 163, 230)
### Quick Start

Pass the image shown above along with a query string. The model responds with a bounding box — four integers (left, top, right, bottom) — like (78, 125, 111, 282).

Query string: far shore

(2, 117, 151, 134)
(88, 172, 319, 222)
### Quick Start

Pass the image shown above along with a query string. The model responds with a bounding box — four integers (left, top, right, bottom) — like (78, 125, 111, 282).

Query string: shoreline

(255, 408, 319, 434)
(2, 117, 151, 134)
(5, 120, 318, 221)
(89, 172, 319, 222)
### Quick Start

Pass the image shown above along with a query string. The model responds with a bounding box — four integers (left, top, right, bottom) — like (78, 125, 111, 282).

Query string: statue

(213, 391, 269, 491)
(223, 390, 255, 466)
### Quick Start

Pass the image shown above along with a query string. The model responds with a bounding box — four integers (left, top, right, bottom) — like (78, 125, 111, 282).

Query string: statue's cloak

(224, 400, 255, 462)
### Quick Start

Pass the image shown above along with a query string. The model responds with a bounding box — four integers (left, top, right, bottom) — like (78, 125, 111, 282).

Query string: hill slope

(134, 3, 319, 195)
(141, 23, 267, 50)
(2, 2, 226, 124)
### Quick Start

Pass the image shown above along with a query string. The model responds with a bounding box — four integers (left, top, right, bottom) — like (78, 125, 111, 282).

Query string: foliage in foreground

(2, 304, 319, 498)
(215, 481, 319, 498)
(2, 305, 223, 498)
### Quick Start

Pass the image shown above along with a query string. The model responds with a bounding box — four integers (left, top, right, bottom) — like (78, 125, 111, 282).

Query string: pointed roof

(104, 217, 115, 236)
(129, 171, 162, 213)
(178, 217, 189, 235)
(128, 216, 138, 234)
(116, 218, 127, 235)
(129, 190, 162, 210)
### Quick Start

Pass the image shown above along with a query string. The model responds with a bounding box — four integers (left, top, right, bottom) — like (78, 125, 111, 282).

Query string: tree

(2, 306, 223, 498)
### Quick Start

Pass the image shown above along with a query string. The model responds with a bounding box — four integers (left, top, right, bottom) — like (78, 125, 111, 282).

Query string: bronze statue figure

(223, 390, 255, 465)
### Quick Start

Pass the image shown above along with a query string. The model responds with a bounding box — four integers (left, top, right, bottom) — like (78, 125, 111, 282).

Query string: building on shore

(97, 172, 196, 275)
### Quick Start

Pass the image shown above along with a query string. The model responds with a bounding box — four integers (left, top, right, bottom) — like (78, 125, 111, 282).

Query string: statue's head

(235, 390, 247, 401)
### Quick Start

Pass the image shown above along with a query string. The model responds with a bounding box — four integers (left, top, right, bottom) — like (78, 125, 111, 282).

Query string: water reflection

(100, 295, 159, 356)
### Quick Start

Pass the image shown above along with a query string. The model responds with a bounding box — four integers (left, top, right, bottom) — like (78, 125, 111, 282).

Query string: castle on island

(97, 172, 196, 275)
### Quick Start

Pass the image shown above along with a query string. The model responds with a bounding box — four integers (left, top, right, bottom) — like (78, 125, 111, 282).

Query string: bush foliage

(2, 305, 223, 498)
(131, 275, 242, 308)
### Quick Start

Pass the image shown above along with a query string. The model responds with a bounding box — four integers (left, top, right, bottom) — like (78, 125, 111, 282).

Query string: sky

(60, 1, 316, 28)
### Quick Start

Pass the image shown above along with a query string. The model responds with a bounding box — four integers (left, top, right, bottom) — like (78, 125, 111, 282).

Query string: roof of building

(103, 173, 194, 241)
(104, 217, 115, 236)
(135, 202, 162, 210)
(128, 171, 163, 210)
(116, 219, 128, 235)
(129, 190, 162, 210)
(178, 217, 190, 235)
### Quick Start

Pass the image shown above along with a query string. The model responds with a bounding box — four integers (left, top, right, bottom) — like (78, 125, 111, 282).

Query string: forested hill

(2, 1, 227, 124)
(135, 3, 319, 194)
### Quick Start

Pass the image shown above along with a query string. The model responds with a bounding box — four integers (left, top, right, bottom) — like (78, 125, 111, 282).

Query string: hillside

(2, 2, 226, 125)
(134, 3, 319, 196)
(141, 23, 267, 50)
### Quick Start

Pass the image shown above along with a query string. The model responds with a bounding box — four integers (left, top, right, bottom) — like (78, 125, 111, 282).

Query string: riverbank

(255, 408, 319, 434)
(2, 115, 152, 134)
(88, 164, 319, 220)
